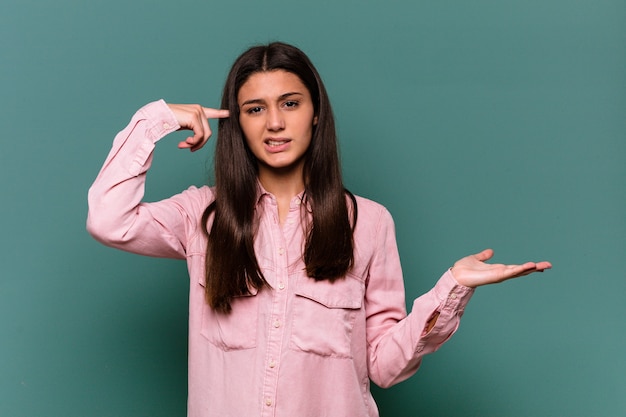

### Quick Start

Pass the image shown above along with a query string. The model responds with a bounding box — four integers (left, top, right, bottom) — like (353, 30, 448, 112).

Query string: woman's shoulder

(353, 193, 389, 213)
(350, 194, 397, 262)
(352, 193, 394, 226)
(167, 184, 216, 214)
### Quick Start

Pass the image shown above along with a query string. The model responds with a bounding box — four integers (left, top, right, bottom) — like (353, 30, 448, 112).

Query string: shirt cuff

(126, 100, 180, 176)
(432, 269, 475, 313)
(138, 99, 181, 143)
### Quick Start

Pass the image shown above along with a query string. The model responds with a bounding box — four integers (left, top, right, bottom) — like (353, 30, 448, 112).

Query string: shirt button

(162, 122, 170, 129)
(273, 320, 281, 328)
(450, 293, 458, 300)
(269, 360, 276, 368)
(278, 282, 285, 290)
(265, 398, 272, 406)
(278, 247, 285, 255)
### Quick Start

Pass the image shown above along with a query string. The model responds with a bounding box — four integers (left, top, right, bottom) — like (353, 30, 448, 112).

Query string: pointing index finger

(203, 107, 230, 119)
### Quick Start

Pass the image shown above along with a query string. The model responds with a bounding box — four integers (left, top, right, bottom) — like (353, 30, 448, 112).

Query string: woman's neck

(258, 166, 305, 225)
(258, 164, 305, 199)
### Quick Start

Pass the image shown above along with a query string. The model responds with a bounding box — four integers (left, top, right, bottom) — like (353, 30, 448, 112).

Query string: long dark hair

(201, 42, 357, 313)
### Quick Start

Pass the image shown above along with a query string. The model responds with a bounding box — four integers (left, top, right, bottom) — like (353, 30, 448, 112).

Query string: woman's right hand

(167, 103, 230, 152)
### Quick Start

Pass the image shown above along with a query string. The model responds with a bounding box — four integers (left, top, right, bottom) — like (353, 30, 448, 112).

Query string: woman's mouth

(264, 138, 292, 153)
(265, 138, 290, 147)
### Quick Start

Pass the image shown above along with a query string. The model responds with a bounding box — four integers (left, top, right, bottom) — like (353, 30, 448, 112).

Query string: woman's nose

(266, 107, 285, 131)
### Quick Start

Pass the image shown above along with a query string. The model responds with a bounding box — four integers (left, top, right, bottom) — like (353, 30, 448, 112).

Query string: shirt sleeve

(365, 207, 474, 388)
(86, 100, 209, 259)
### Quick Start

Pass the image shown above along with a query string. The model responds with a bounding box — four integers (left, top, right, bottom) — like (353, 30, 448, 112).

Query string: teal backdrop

(1, 0, 624, 416)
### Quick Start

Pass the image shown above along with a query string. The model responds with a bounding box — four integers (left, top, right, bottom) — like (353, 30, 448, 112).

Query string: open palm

(451, 249, 552, 288)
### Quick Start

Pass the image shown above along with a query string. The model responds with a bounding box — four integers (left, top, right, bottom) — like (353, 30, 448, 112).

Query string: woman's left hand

(450, 248, 552, 288)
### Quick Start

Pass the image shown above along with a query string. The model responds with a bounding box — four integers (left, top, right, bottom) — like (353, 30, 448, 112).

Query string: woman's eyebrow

(240, 92, 304, 107)
(279, 91, 304, 100)
(240, 98, 265, 107)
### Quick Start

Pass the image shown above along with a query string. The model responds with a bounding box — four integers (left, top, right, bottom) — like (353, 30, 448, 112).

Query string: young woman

(87, 42, 551, 417)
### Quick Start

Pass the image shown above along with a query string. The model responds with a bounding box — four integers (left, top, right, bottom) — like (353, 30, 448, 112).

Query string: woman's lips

(264, 138, 291, 153)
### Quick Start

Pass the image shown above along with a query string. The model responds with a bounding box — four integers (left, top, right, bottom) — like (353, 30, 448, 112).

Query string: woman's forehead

(238, 70, 309, 103)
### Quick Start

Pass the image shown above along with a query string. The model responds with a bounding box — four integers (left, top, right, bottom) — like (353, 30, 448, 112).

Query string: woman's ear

(313, 115, 318, 125)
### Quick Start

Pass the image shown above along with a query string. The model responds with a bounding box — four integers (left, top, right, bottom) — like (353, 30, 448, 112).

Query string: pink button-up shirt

(87, 100, 474, 417)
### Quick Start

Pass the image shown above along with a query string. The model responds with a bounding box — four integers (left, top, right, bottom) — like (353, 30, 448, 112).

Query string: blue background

(1, 0, 624, 415)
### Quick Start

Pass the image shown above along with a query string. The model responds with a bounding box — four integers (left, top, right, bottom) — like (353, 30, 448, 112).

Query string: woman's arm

(364, 209, 551, 388)
(86, 100, 228, 258)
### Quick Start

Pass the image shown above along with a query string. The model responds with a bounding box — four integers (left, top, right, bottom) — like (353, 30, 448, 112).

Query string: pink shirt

(87, 100, 474, 417)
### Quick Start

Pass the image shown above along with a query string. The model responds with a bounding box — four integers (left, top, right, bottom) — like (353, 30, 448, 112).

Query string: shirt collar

(255, 181, 307, 209)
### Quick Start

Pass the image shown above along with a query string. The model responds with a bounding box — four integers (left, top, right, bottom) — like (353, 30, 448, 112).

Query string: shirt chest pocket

(289, 275, 364, 359)
(198, 277, 259, 351)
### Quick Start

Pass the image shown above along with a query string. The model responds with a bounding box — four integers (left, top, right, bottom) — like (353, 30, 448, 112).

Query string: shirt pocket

(289, 274, 364, 359)
(198, 276, 259, 351)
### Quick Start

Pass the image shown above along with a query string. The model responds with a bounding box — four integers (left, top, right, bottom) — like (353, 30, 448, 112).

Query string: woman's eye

(283, 101, 299, 109)
(246, 106, 263, 114)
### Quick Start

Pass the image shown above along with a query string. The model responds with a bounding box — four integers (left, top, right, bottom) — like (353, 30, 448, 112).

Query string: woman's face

(237, 70, 317, 177)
